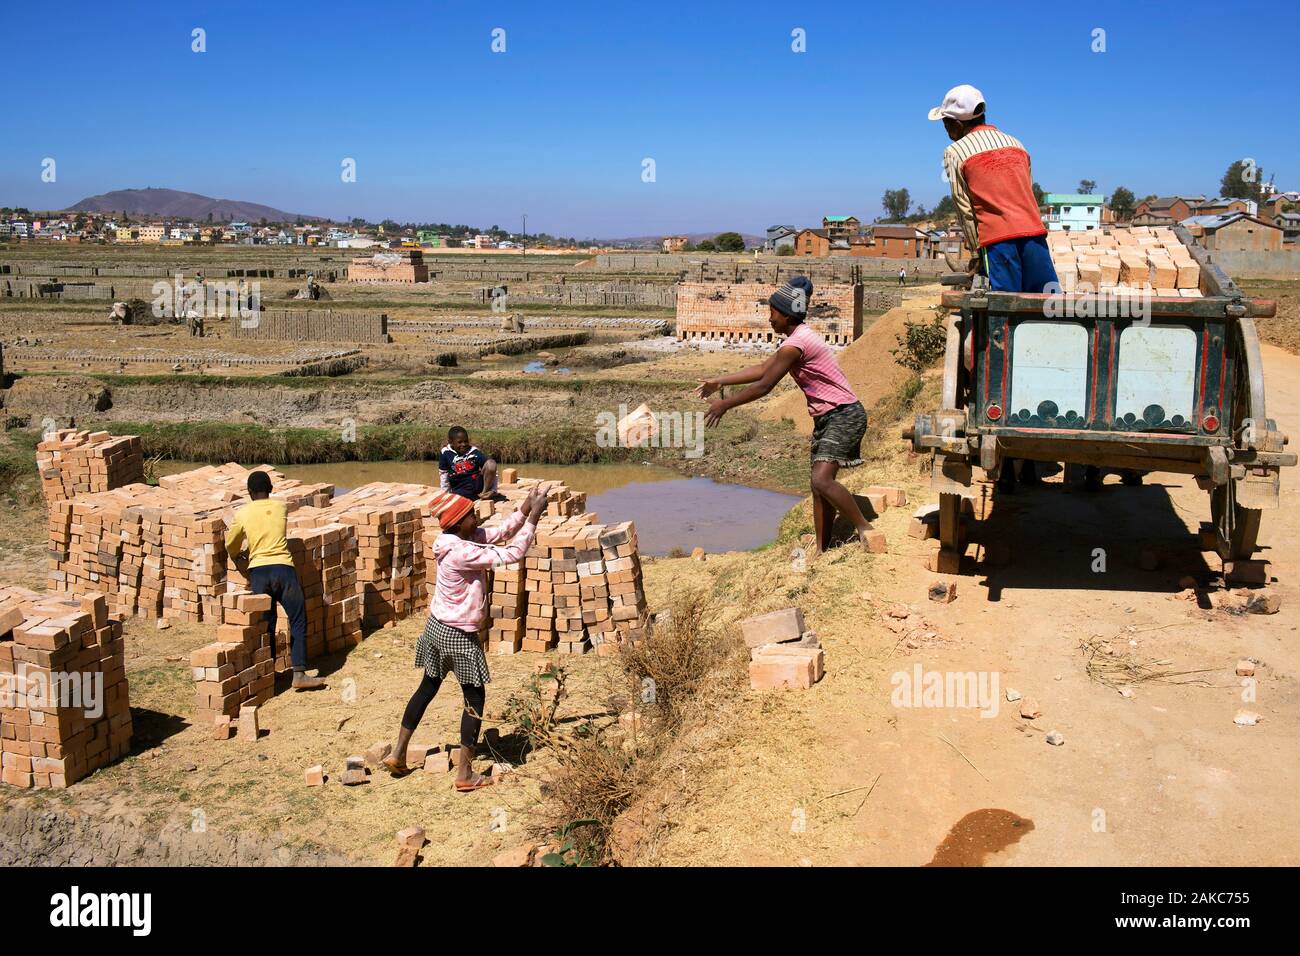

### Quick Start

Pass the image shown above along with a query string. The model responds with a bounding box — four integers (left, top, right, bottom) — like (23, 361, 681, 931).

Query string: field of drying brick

(3, 243, 1299, 866)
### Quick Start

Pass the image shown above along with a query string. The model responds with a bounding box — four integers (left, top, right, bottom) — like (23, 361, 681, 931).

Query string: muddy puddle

(157, 461, 799, 555)
(925, 809, 1035, 866)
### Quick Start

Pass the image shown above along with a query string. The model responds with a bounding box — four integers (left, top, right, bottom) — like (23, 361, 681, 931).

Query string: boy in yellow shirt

(224, 471, 325, 690)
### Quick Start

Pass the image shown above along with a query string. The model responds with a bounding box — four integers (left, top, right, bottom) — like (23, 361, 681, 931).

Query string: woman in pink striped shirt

(383, 486, 547, 790)
(697, 276, 874, 556)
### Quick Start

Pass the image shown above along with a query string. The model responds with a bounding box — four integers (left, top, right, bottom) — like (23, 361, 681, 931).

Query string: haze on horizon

(1, 0, 1294, 238)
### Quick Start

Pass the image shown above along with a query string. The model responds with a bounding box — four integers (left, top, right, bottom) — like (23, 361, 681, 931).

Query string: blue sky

(2, 0, 1294, 237)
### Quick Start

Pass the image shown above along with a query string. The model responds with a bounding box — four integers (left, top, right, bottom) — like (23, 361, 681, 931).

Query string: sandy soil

(634, 344, 1300, 866)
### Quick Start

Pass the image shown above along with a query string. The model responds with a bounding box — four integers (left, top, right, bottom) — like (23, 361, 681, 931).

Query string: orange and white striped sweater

(943, 124, 1046, 251)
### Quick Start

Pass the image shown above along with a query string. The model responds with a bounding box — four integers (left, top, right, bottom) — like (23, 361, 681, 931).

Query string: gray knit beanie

(769, 276, 813, 319)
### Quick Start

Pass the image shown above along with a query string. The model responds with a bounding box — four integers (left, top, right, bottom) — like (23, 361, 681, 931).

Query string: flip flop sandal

(454, 774, 498, 793)
(382, 757, 413, 778)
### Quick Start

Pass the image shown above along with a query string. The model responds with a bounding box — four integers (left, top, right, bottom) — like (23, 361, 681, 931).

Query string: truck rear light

(987, 403, 1003, 422)
(1202, 414, 1219, 432)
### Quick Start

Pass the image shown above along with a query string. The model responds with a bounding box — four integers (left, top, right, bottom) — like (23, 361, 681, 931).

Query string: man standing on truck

(931, 84, 1058, 491)
(931, 84, 1056, 293)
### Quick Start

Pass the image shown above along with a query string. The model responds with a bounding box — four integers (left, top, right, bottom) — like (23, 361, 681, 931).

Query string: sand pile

(759, 294, 942, 434)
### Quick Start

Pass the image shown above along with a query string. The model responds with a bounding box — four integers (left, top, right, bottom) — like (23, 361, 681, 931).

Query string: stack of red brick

(675, 282, 864, 346)
(36, 429, 144, 505)
(290, 482, 429, 630)
(1047, 225, 1203, 297)
(503, 516, 647, 656)
(0, 586, 131, 789)
(47, 465, 332, 623)
(742, 607, 825, 691)
(190, 589, 275, 727)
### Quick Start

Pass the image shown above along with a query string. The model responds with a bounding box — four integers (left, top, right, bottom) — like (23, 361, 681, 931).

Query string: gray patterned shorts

(415, 616, 491, 686)
(810, 400, 867, 467)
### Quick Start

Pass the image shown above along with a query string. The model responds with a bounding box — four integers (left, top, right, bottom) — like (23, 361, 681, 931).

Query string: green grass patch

(0, 436, 39, 503)
(10, 370, 700, 393)
(88, 420, 653, 467)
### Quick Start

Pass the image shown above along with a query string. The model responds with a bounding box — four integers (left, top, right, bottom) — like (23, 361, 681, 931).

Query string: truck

(904, 224, 1294, 575)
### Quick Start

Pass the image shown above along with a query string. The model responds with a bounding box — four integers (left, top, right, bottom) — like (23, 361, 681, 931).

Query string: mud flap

(1235, 467, 1281, 509)
(931, 453, 974, 497)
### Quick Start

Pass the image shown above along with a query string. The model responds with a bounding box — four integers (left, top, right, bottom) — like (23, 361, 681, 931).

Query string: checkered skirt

(414, 616, 491, 686)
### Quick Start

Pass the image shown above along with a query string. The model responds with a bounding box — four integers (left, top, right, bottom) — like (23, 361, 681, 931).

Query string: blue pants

(981, 235, 1058, 293)
(248, 563, 309, 671)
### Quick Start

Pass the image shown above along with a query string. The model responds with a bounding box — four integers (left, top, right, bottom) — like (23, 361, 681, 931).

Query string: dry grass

(517, 587, 748, 865)
(618, 589, 743, 732)
(1078, 634, 1221, 690)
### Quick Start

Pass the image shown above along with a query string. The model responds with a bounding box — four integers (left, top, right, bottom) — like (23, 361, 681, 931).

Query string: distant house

(1042, 193, 1103, 232)
(1180, 213, 1282, 252)
(1273, 212, 1300, 244)
(336, 236, 382, 249)
(764, 225, 797, 253)
(229, 221, 251, 234)
(862, 224, 928, 258)
(418, 230, 452, 247)
(929, 227, 971, 262)
(1192, 197, 1255, 217)
(114, 226, 137, 242)
(1133, 195, 1205, 224)
(822, 216, 860, 242)
(661, 235, 688, 253)
(1259, 191, 1300, 220)
(795, 228, 831, 257)
(473, 234, 496, 249)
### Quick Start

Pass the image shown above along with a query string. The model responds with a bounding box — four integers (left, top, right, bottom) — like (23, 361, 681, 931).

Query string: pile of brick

(348, 250, 429, 283)
(675, 281, 864, 346)
(0, 586, 132, 789)
(741, 607, 825, 691)
(289, 482, 429, 630)
(516, 516, 646, 656)
(230, 309, 390, 344)
(190, 590, 275, 729)
(47, 466, 332, 623)
(35, 429, 144, 505)
(1047, 226, 1203, 297)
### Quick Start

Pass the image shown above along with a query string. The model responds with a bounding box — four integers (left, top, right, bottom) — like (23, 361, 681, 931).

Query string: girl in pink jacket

(384, 486, 547, 790)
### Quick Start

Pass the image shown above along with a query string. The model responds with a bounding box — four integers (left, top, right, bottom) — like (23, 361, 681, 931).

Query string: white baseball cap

(928, 84, 985, 122)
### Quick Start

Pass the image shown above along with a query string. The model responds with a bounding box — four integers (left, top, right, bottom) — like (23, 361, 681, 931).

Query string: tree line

(876, 160, 1280, 227)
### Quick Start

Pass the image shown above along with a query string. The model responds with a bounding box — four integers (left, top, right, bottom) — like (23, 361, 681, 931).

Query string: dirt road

(644, 345, 1299, 866)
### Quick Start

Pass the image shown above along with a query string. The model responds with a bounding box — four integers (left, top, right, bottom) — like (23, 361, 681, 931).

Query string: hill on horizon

(65, 187, 327, 223)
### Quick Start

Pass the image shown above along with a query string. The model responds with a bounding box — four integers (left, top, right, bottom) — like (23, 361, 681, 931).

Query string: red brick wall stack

(0, 586, 131, 789)
(36, 429, 144, 505)
(675, 281, 864, 346)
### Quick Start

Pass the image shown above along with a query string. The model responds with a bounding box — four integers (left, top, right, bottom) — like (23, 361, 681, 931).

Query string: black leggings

(401, 673, 486, 749)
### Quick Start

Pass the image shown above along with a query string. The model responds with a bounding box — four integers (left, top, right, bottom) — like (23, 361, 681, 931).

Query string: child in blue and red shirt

(438, 425, 498, 500)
